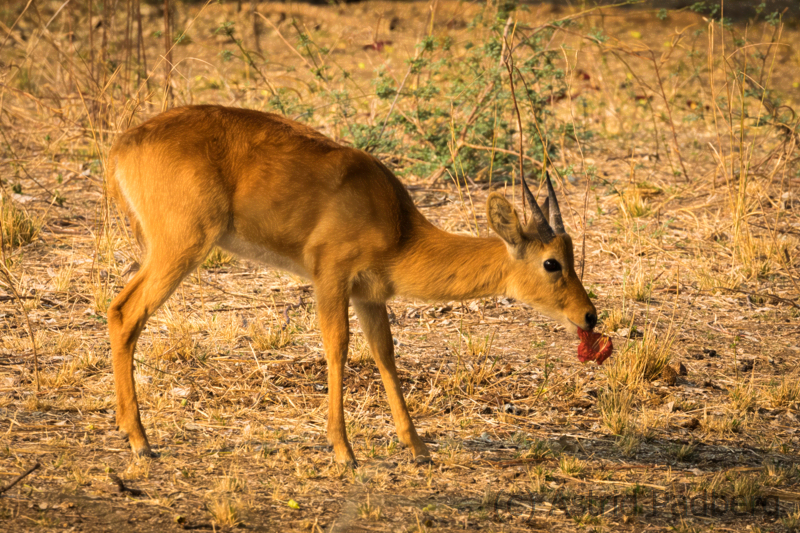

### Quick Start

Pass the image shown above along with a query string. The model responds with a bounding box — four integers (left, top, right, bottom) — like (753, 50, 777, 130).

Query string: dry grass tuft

(600, 306, 633, 333)
(520, 438, 552, 460)
(215, 471, 248, 494)
(617, 187, 653, 219)
(703, 412, 743, 436)
(51, 332, 80, 356)
(442, 329, 497, 396)
(91, 277, 114, 315)
(206, 496, 241, 528)
(350, 334, 372, 367)
(670, 443, 696, 462)
(765, 379, 800, 409)
(729, 382, 757, 413)
(604, 327, 673, 388)
(203, 247, 237, 269)
(729, 473, 764, 513)
(50, 262, 74, 293)
(248, 319, 294, 351)
(558, 455, 586, 477)
(0, 197, 42, 248)
(527, 466, 549, 493)
(357, 494, 382, 521)
(598, 385, 634, 435)
(616, 431, 641, 458)
(782, 510, 800, 532)
(623, 260, 653, 303)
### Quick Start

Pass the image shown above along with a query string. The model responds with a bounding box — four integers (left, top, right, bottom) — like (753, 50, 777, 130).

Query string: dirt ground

(1, 1, 800, 532)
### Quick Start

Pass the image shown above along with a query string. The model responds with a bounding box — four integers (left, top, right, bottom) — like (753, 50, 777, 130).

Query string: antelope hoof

(334, 455, 358, 469)
(114, 426, 129, 441)
(413, 455, 433, 465)
(333, 448, 358, 468)
(118, 432, 156, 458)
(134, 446, 158, 458)
(115, 424, 152, 457)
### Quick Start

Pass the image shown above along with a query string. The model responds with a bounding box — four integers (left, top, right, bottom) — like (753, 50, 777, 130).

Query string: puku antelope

(106, 105, 600, 466)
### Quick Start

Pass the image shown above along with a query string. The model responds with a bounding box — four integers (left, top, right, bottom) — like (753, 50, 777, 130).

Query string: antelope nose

(585, 312, 597, 330)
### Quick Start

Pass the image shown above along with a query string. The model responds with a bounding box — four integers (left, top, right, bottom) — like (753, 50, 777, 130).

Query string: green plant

(558, 455, 585, 477)
(203, 247, 236, 269)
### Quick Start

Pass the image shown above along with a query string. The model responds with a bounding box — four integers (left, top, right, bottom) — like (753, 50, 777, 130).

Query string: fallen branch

(0, 462, 40, 494)
(0, 294, 62, 308)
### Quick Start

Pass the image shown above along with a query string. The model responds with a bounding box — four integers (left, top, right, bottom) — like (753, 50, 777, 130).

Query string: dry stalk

(502, 21, 529, 222)
(0, 265, 40, 391)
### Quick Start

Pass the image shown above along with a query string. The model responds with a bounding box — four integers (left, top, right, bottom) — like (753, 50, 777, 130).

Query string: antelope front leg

(316, 285, 357, 466)
(353, 300, 431, 463)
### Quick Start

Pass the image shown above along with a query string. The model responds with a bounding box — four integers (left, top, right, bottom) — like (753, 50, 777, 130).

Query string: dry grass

(1, 1, 799, 531)
(357, 494, 382, 521)
(206, 496, 242, 528)
(623, 259, 654, 303)
(248, 317, 295, 352)
(604, 326, 674, 389)
(0, 197, 41, 249)
(600, 305, 633, 333)
(766, 379, 800, 409)
(558, 455, 586, 477)
(215, 471, 248, 494)
(598, 385, 635, 435)
(203, 248, 237, 270)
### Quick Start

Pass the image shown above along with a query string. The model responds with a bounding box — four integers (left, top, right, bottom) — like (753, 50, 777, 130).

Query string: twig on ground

(283, 295, 305, 329)
(0, 462, 40, 494)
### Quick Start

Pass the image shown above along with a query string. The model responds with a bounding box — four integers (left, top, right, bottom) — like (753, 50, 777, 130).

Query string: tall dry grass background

(0, 0, 799, 531)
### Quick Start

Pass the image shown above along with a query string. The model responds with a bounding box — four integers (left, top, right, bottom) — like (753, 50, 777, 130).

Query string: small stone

(568, 399, 594, 409)
(555, 435, 578, 453)
(660, 365, 678, 386)
(170, 386, 191, 398)
(681, 418, 700, 430)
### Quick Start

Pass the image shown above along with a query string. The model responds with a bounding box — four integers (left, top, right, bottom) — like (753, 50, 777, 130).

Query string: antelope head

(486, 173, 597, 334)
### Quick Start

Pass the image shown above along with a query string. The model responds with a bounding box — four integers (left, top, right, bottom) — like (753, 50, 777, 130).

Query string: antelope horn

(521, 175, 555, 241)
(544, 171, 565, 234)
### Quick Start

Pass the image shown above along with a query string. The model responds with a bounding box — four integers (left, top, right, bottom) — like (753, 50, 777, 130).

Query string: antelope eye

(543, 259, 561, 272)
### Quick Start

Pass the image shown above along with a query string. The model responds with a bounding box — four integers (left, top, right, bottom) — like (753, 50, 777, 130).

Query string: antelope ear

(487, 193, 524, 247)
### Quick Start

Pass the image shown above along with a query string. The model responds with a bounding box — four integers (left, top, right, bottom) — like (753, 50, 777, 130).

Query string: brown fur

(106, 105, 596, 465)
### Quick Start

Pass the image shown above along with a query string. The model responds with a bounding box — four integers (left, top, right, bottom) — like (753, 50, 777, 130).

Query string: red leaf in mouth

(577, 328, 614, 365)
